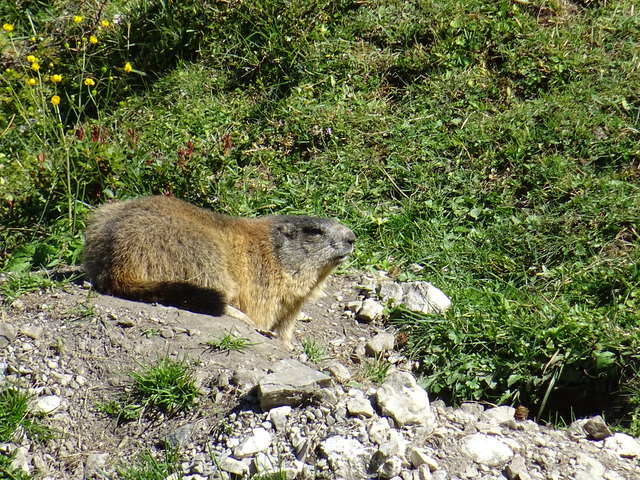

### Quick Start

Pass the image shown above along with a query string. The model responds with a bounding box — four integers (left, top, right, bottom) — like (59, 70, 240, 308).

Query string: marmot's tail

(102, 280, 226, 316)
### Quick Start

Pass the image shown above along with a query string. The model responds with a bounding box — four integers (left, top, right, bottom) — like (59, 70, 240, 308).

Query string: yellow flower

(31, 62, 40, 71)
(51, 95, 61, 106)
(123, 62, 133, 73)
(73, 15, 83, 23)
(26, 78, 37, 86)
(50, 74, 62, 83)
(27, 55, 37, 63)
(101, 20, 110, 27)
(84, 78, 95, 86)
(89, 35, 98, 44)
(2, 23, 14, 33)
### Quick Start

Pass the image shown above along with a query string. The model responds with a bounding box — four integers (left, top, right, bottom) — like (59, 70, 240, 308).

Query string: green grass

(1, 0, 639, 429)
(363, 356, 391, 385)
(0, 385, 53, 444)
(114, 449, 181, 480)
(98, 356, 199, 421)
(205, 331, 257, 353)
(302, 338, 326, 364)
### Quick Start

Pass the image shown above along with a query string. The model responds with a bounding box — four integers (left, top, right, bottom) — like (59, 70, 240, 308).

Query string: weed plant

(2, 0, 639, 429)
(114, 448, 181, 480)
(99, 356, 198, 421)
(302, 338, 326, 364)
(205, 331, 257, 353)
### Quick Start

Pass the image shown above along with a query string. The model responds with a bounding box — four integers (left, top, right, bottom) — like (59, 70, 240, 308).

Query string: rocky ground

(0, 270, 639, 480)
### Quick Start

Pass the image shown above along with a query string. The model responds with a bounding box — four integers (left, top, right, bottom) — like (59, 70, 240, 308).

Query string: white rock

(218, 456, 249, 476)
(462, 433, 514, 467)
(377, 455, 403, 478)
(267, 406, 292, 432)
(402, 282, 451, 315)
(252, 452, 281, 474)
(34, 395, 62, 415)
(85, 453, 109, 477)
(376, 371, 434, 427)
(347, 390, 375, 418)
(233, 428, 272, 458)
(603, 433, 640, 458)
(356, 298, 385, 323)
(480, 406, 515, 425)
(369, 417, 392, 445)
(327, 362, 352, 383)
(408, 446, 439, 471)
(319, 436, 370, 480)
(365, 332, 396, 357)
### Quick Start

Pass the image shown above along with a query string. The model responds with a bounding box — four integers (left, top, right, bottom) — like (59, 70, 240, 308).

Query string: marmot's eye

(303, 226, 324, 236)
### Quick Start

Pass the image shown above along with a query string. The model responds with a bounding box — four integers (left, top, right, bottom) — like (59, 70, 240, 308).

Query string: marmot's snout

(334, 224, 356, 260)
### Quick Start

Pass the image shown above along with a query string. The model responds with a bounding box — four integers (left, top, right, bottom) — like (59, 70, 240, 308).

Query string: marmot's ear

(275, 221, 296, 239)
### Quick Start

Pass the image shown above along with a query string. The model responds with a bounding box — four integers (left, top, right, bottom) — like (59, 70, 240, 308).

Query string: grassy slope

(1, 0, 639, 428)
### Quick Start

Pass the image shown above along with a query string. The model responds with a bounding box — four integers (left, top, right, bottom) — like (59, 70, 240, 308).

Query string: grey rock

(376, 371, 434, 427)
(233, 427, 272, 458)
(267, 406, 292, 432)
(252, 452, 281, 475)
(480, 406, 515, 426)
(462, 433, 513, 467)
(401, 282, 451, 315)
(378, 282, 404, 303)
(0, 322, 16, 348)
(603, 433, 640, 458)
(356, 298, 385, 323)
(85, 453, 109, 478)
(346, 389, 375, 418)
(218, 456, 249, 476)
(505, 455, 531, 480)
(583, 415, 613, 440)
(365, 332, 396, 357)
(33, 395, 62, 415)
(407, 446, 439, 471)
(258, 359, 333, 410)
(319, 436, 371, 480)
(327, 362, 352, 383)
(164, 423, 193, 448)
(376, 455, 403, 478)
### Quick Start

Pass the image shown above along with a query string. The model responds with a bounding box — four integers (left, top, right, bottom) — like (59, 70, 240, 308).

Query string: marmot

(82, 195, 355, 346)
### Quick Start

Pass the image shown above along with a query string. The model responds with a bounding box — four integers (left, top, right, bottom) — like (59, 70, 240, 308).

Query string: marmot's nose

(342, 227, 356, 246)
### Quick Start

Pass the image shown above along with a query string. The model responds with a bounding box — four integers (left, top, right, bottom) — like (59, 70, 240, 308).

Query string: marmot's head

(270, 216, 355, 276)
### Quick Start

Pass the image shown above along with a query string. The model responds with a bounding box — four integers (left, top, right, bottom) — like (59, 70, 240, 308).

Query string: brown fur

(82, 195, 355, 345)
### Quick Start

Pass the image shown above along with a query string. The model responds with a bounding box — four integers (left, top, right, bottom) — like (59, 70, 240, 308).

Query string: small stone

(356, 298, 384, 323)
(327, 362, 352, 383)
(407, 446, 439, 471)
(603, 433, 640, 458)
(505, 455, 531, 480)
(480, 406, 515, 425)
(401, 282, 451, 315)
(268, 406, 292, 432)
(319, 436, 370, 480)
(365, 332, 396, 357)
(376, 371, 434, 427)
(164, 424, 193, 448)
(233, 428, 272, 458)
(85, 453, 109, 478)
(258, 359, 333, 410)
(218, 456, 249, 476)
(583, 415, 613, 440)
(462, 433, 514, 467)
(347, 391, 375, 418)
(34, 395, 62, 415)
(0, 322, 17, 348)
(376, 456, 403, 479)
(18, 326, 42, 340)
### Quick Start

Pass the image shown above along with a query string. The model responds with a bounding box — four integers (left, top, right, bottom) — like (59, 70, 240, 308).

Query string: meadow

(1, 0, 639, 436)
